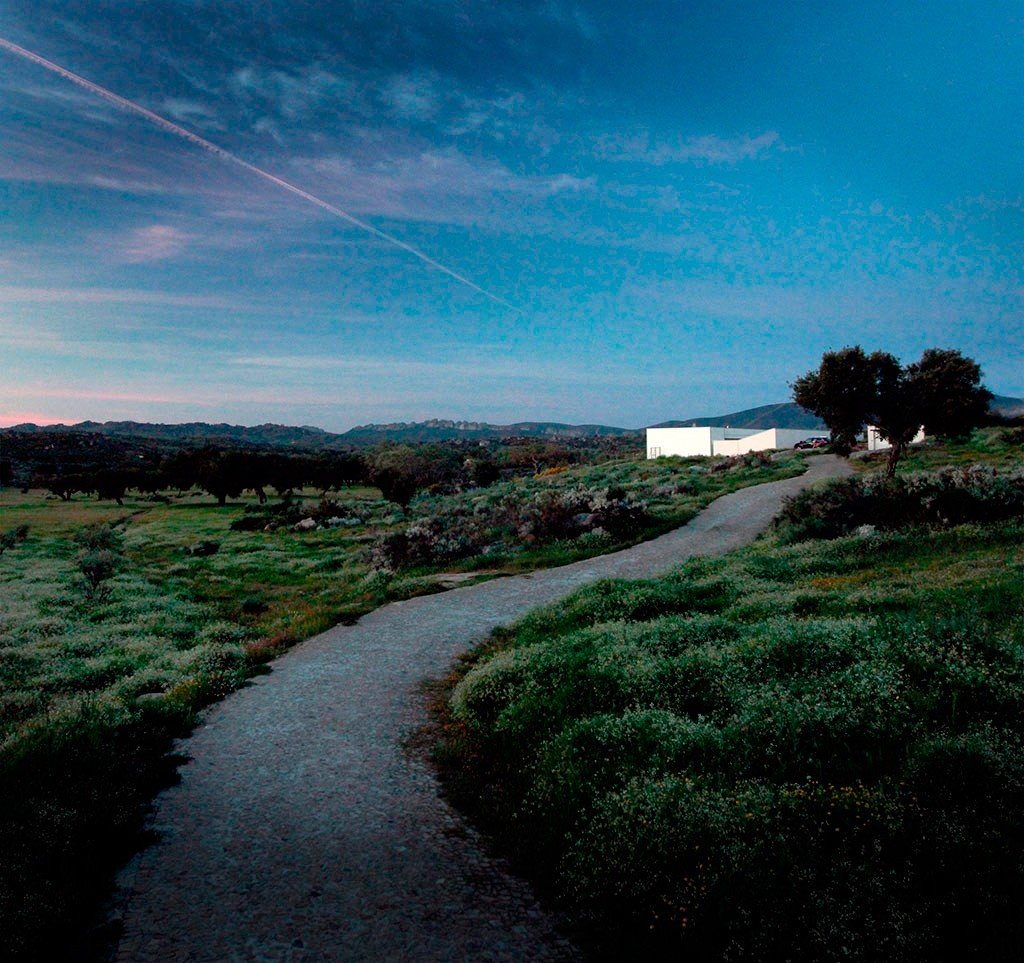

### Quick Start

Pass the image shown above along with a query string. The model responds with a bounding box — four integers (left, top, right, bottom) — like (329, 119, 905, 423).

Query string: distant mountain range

(7, 395, 1021, 448)
(4, 418, 636, 448)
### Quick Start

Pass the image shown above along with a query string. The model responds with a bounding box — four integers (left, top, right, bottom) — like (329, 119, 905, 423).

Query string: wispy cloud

(228, 353, 678, 387)
(0, 286, 236, 308)
(160, 97, 223, 129)
(115, 224, 192, 263)
(5, 386, 187, 404)
(228, 64, 357, 124)
(596, 130, 786, 166)
(300, 147, 592, 225)
(381, 72, 443, 122)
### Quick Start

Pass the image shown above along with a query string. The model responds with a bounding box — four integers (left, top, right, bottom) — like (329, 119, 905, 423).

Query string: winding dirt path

(112, 455, 850, 962)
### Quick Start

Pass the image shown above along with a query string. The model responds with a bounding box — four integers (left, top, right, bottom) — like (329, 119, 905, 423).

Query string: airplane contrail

(0, 35, 519, 311)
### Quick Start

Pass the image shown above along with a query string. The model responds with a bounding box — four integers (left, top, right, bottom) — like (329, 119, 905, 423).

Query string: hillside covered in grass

(0, 446, 800, 961)
(436, 428, 1024, 961)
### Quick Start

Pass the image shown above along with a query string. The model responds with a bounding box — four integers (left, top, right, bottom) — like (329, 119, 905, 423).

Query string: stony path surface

(112, 456, 850, 963)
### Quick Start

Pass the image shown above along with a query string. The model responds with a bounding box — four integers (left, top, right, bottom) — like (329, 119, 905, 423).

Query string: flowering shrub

(775, 465, 1024, 541)
(369, 484, 650, 571)
(441, 523, 1024, 960)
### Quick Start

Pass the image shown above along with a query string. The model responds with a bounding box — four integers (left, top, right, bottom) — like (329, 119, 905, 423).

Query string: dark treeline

(0, 429, 642, 506)
(0, 431, 366, 505)
(40, 448, 366, 506)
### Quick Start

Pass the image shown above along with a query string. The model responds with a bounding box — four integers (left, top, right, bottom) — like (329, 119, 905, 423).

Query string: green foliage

(0, 699, 191, 963)
(72, 523, 126, 599)
(439, 516, 1024, 960)
(365, 443, 456, 507)
(791, 346, 884, 454)
(76, 547, 120, 599)
(72, 521, 125, 553)
(774, 465, 1024, 542)
(0, 445, 796, 959)
(0, 524, 29, 555)
(793, 346, 992, 473)
(911, 348, 993, 439)
(0, 512, 264, 961)
(369, 453, 795, 573)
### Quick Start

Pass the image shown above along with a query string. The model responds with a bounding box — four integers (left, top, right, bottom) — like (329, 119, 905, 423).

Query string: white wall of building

(646, 426, 764, 458)
(713, 433, 760, 456)
(647, 426, 823, 459)
(866, 425, 926, 451)
(646, 426, 714, 458)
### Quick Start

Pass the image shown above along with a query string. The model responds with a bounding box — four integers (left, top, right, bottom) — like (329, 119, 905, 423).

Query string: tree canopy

(792, 347, 991, 475)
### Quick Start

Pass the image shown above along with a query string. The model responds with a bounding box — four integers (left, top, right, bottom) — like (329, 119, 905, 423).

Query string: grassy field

(853, 425, 1024, 474)
(0, 448, 801, 961)
(435, 430, 1024, 961)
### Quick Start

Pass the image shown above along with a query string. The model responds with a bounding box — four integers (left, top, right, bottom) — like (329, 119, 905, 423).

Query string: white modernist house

(865, 425, 926, 451)
(646, 426, 823, 459)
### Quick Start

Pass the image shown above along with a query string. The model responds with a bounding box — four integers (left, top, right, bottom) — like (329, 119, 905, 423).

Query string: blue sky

(1, 1, 1021, 429)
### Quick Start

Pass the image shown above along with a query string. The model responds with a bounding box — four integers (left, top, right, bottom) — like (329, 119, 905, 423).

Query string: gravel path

(112, 455, 850, 963)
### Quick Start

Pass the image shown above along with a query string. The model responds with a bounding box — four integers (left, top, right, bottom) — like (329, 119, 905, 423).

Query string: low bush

(0, 524, 29, 555)
(369, 484, 651, 572)
(438, 522, 1024, 960)
(775, 465, 1024, 542)
(72, 522, 126, 599)
(72, 521, 125, 554)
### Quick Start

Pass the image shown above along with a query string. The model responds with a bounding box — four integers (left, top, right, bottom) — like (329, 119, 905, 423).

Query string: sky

(1, 1, 1022, 430)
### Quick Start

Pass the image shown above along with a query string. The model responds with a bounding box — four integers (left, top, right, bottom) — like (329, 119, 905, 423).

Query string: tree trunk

(885, 441, 904, 478)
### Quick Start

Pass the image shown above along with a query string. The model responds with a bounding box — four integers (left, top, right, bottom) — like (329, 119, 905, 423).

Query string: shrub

(442, 553, 1024, 961)
(524, 711, 721, 854)
(77, 549, 119, 599)
(187, 540, 220, 557)
(180, 639, 248, 699)
(73, 521, 124, 553)
(0, 523, 29, 555)
(775, 466, 1024, 542)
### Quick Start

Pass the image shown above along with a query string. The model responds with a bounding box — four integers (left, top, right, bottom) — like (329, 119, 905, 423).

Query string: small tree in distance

(793, 346, 991, 476)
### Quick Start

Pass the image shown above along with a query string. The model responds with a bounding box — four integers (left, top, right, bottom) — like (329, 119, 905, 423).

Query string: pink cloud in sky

(0, 285, 234, 308)
(117, 224, 191, 263)
(0, 411, 69, 427)
(6, 387, 186, 404)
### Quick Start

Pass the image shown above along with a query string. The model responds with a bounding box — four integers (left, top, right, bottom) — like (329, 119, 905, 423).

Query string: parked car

(794, 436, 830, 449)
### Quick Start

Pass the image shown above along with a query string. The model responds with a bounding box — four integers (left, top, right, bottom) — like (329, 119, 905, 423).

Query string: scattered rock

(293, 518, 318, 531)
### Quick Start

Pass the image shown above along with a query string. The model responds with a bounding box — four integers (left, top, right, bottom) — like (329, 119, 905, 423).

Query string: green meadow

(0, 448, 799, 960)
(436, 428, 1024, 961)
